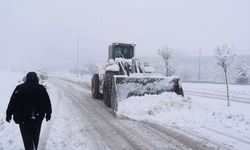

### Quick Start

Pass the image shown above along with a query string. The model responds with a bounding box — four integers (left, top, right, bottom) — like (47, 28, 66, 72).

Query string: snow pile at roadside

(116, 92, 250, 132)
(116, 91, 250, 149)
(116, 92, 193, 127)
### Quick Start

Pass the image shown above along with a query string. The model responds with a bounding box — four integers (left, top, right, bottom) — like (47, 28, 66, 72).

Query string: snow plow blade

(111, 76, 184, 112)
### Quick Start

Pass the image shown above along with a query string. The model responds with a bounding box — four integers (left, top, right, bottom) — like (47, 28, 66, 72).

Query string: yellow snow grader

(91, 42, 184, 111)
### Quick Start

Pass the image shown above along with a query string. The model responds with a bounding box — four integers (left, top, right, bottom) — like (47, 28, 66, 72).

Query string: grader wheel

(91, 74, 102, 99)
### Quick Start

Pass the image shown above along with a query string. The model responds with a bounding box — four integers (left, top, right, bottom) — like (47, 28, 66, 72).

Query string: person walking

(6, 72, 52, 150)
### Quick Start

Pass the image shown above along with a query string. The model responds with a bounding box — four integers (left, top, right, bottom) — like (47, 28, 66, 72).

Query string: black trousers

(19, 120, 43, 150)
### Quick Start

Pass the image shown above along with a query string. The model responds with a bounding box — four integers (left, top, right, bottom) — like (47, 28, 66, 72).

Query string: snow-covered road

(38, 77, 217, 150)
(1, 72, 246, 150)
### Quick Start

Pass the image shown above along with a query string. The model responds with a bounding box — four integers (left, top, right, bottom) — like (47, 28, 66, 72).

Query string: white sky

(0, 0, 250, 69)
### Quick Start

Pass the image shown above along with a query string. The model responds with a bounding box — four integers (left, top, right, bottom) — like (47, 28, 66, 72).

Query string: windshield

(113, 45, 134, 59)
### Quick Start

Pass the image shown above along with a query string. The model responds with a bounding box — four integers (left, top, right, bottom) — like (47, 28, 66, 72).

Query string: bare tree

(214, 45, 235, 106)
(158, 45, 174, 76)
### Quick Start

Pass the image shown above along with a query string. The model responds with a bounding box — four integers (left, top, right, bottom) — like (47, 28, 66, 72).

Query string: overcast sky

(0, 0, 250, 69)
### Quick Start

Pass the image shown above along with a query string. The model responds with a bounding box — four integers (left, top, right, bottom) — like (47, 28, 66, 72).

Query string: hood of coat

(25, 72, 39, 84)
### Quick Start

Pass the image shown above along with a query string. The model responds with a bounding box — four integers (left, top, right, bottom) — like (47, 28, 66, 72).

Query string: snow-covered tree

(158, 45, 175, 76)
(236, 60, 249, 84)
(214, 45, 235, 106)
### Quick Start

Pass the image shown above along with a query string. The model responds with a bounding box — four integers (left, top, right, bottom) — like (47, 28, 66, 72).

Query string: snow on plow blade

(111, 76, 184, 112)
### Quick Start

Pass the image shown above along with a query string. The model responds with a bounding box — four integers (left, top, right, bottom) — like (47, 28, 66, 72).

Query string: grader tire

(91, 74, 102, 99)
(175, 87, 184, 96)
(103, 72, 116, 107)
(103, 79, 112, 107)
(171, 78, 184, 96)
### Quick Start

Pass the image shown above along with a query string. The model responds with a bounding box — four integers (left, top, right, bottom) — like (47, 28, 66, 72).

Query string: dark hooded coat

(6, 72, 52, 124)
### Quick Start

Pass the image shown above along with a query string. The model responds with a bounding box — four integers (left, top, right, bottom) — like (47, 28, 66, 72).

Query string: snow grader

(91, 42, 184, 112)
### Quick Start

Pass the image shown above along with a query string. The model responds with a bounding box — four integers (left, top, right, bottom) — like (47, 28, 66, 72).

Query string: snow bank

(116, 92, 192, 126)
(116, 91, 250, 149)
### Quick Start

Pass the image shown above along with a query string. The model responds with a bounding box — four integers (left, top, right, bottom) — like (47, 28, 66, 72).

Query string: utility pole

(76, 30, 80, 78)
(198, 49, 201, 82)
(69, 28, 87, 78)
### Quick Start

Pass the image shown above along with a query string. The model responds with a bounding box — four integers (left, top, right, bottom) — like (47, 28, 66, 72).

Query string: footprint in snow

(8, 140, 14, 145)
(0, 119, 4, 125)
(0, 119, 5, 131)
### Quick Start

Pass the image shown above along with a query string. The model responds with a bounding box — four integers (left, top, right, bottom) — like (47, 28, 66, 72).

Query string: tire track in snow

(140, 122, 222, 150)
(185, 90, 250, 104)
(52, 77, 228, 150)
(66, 89, 142, 150)
(50, 79, 138, 150)
(39, 83, 65, 150)
(52, 78, 189, 149)
(202, 126, 250, 145)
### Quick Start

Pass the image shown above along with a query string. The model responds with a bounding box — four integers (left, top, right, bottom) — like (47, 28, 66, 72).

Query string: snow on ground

(39, 80, 92, 150)
(0, 70, 26, 150)
(1, 70, 250, 150)
(50, 72, 250, 149)
(0, 70, 92, 150)
(116, 86, 250, 150)
(49, 71, 92, 85)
